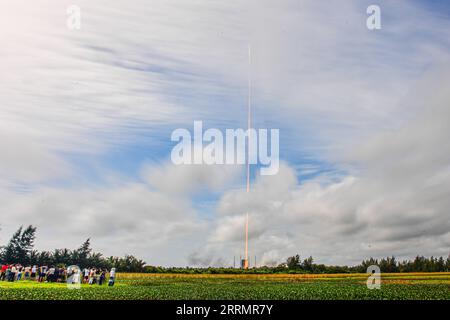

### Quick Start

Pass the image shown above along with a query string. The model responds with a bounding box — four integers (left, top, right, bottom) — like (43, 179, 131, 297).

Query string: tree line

(280, 254, 450, 273)
(0, 225, 146, 272)
(140, 253, 449, 274)
(1, 226, 448, 274)
(143, 254, 450, 274)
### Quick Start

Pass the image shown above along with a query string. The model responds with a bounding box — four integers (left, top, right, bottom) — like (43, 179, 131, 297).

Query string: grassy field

(0, 272, 449, 300)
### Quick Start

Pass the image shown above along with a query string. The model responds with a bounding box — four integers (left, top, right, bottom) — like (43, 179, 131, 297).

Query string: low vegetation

(0, 273, 449, 300)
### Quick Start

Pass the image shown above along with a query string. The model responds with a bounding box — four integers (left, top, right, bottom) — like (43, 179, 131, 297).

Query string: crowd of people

(0, 264, 116, 286)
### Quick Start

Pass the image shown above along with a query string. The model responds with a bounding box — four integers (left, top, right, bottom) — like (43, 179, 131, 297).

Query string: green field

(0, 273, 449, 300)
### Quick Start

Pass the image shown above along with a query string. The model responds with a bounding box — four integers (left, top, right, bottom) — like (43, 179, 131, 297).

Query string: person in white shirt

(31, 265, 37, 279)
(10, 265, 17, 282)
(72, 269, 81, 284)
(83, 268, 89, 283)
(108, 268, 116, 286)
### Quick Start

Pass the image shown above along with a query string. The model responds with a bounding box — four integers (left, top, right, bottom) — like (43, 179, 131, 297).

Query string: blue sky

(1, 0, 450, 266)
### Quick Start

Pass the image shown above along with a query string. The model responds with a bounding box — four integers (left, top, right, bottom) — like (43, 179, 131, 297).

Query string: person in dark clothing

(99, 270, 106, 285)
(53, 267, 60, 282)
(38, 266, 47, 282)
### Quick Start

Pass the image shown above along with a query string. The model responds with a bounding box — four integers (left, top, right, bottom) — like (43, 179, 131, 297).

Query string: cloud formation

(0, 0, 449, 266)
(199, 68, 450, 266)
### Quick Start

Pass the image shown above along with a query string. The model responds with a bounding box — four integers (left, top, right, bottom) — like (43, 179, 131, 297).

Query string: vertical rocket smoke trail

(244, 44, 251, 269)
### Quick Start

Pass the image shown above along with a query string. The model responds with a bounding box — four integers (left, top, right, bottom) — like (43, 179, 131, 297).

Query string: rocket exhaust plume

(244, 44, 251, 269)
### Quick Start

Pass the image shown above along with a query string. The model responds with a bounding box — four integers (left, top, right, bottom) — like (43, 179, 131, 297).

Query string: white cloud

(0, 180, 206, 264)
(197, 67, 450, 266)
(1, 0, 449, 266)
(142, 162, 241, 195)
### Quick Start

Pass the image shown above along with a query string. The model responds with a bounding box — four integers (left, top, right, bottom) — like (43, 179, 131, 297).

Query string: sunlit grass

(0, 273, 448, 300)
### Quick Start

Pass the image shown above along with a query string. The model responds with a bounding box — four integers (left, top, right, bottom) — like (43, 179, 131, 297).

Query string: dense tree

(286, 254, 301, 269)
(72, 238, 92, 268)
(0, 228, 146, 272)
(52, 248, 73, 266)
(34, 251, 53, 266)
(0, 225, 36, 264)
(379, 256, 398, 273)
(0, 227, 22, 263)
(302, 256, 314, 271)
(107, 255, 146, 272)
